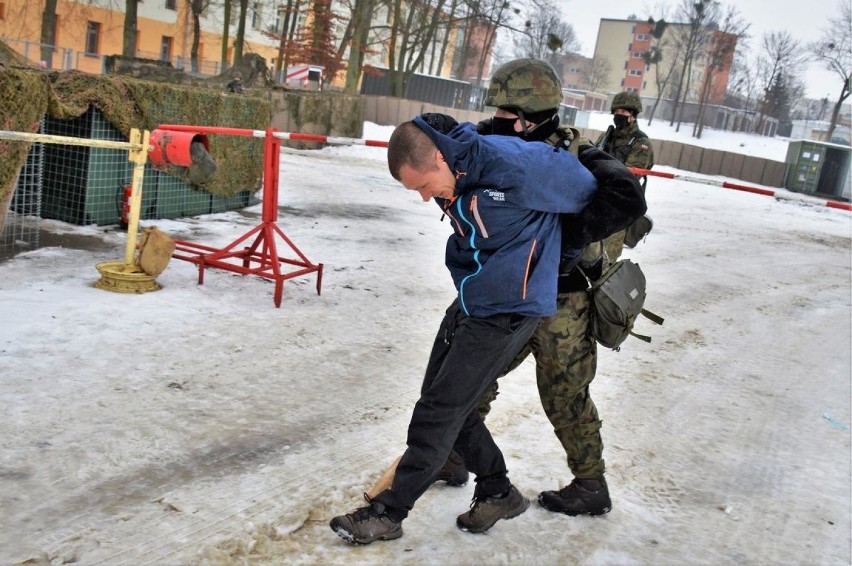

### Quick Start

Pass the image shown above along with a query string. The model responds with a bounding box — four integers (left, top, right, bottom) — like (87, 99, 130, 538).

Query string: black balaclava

(488, 108, 560, 141)
(613, 113, 631, 130)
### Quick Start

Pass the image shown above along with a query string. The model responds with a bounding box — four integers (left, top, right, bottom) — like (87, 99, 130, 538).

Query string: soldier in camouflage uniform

(595, 91, 655, 261)
(437, 59, 646, 517)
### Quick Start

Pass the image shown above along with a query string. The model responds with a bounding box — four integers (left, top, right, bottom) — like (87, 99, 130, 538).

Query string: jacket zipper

(470, 195, 489, 238)
(522, 239, 537, 300)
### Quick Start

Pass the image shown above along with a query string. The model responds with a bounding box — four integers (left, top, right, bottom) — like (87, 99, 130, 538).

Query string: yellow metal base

(94, 261, 160, 294)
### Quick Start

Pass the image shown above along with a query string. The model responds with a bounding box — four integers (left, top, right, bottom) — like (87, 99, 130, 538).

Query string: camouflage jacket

(545, 127, 647, 276)
(474, 121, 646, 278)
(595, 122, 654, 171)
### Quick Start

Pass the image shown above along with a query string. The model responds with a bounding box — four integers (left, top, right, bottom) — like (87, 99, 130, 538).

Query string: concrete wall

(361, 95, 492, 128)
(268, 93, 788, 188)
(268, 91, 364, 149)
(359, 95, 787, 188)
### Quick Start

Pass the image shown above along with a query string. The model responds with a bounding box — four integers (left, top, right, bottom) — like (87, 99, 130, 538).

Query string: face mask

(490, 117, 522, 137)
(613, 114, 630, 130)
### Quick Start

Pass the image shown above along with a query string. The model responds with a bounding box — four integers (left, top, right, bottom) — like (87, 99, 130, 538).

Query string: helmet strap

(521, 113, 560, 142)
(516, 109, 530, 136)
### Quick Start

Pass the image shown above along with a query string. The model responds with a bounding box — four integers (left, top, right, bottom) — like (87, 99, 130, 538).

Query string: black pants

(373, 299, 538, 519)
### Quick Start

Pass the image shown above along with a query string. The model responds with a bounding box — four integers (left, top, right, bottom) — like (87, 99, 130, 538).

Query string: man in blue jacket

(329, 114, 598, 544)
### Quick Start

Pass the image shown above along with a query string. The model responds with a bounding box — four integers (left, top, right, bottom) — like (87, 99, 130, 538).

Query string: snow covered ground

(0, 116, 850, 565)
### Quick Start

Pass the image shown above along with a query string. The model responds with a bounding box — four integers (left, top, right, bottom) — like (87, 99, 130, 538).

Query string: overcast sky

(556, 0, 844, 100)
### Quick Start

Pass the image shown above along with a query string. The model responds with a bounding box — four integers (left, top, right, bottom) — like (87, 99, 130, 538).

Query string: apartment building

(592, 17, 734, 104)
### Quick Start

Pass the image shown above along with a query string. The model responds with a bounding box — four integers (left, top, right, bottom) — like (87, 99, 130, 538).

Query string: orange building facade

(0, 0, 281, 77)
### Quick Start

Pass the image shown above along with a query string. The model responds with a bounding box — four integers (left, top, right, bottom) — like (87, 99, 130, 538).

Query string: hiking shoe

(330, 498, 403, 544)
(456, 485, 530, 533)
(434, 450, 469, 487)
(538, 477, 612, 516)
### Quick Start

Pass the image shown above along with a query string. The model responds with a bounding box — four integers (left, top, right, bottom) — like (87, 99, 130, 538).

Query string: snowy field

(0, 117, 850, 565)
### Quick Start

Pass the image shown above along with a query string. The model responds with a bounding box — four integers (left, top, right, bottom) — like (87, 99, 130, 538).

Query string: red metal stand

(157, 125, 323, 307)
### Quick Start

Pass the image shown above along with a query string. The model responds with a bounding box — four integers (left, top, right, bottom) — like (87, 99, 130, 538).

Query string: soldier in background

(595, 91, 655, 260)
(436, 59, 646, 518)
(226, 73, 244, 95)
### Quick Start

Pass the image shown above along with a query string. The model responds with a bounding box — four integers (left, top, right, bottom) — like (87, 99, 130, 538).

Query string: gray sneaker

(330, 500, 403, 544)
(456, 485, 530, 533)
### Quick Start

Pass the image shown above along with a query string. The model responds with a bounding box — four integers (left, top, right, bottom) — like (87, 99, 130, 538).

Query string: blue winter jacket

(413, 116, 597, 318)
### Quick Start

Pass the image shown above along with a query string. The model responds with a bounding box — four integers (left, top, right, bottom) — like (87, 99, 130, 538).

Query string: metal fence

(2, 37, 224, 77)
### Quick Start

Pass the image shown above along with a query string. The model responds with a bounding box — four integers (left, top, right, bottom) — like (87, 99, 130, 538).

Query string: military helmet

(484, 58, 563, 114)
(611, 91, 643, 115)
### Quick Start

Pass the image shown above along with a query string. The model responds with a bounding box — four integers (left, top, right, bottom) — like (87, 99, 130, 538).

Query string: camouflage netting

(0, 55, 271, 233)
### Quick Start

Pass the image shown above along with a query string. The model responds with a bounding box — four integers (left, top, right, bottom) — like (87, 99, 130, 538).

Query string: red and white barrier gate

(147, 126, 849, 308)
(153, 125, 325, 308)
(631, 168, 852, 212)
(266, 131, 851, 213)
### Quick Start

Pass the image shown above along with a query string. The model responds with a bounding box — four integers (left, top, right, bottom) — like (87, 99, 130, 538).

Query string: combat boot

(434, 449, 469, 487)
(330, 497, 403, 544)
(537, 477, 612, 516)
(456, 484, 529, 533)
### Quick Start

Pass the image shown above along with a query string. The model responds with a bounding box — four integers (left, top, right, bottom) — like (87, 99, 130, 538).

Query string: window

(635, 33, 648, 41)
(642, 81, 647, 90)
(629, 69, 643, 77)
(623, 61, 628, 69)
(251, 2, 262, 29)
(632, 52, 644, 59)
(160, 36, 173, 62)
(0, 3, 6, 20)
(85, 21, 100, 55)
(166, 0, 176, 10)
(627, 43, 632, 52)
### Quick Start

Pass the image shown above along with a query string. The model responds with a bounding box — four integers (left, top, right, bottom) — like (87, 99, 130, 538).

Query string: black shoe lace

(348, 505, 378, 524)
(467, 491, 492, 515)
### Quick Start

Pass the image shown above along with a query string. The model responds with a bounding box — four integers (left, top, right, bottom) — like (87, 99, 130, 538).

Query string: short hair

(387, 121, 439, 181)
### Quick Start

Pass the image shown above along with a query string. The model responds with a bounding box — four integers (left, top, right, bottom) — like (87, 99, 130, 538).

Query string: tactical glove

(420, 113, 459, 134)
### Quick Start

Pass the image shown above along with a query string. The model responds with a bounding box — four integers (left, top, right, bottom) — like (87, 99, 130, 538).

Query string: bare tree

(233, 0, 249, 65)
(513, 0, 579, 60)
(434, 0, 461, 75)
(121, 0, 139, 59)
(810, 1, 852, 140)
(643, 16, 673, 125)
(669, 0, 722, 131)
(451, 0, 520, 86)
(39, 0, 59, 67)
(221, 0, 232, 69)
(384, 0, 450, 96)
(343, 0, 376, 93)
(587, 56, 612, 93)
(727, 56, 759, 130)
(693, 6, 747, 138)
(273, 0, 307, 78)
(188, 0, 209, 73)
(754, 31, 807, 134)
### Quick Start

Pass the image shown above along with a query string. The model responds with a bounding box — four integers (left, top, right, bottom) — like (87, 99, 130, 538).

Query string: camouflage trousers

(603, 229, 626, 262)
(478, 289, 605, 479)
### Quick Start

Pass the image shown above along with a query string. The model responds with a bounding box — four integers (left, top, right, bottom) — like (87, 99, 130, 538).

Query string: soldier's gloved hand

(476, 118, 494, 134)
(421, 113, 459, 134)
(578, 144, 608, 164)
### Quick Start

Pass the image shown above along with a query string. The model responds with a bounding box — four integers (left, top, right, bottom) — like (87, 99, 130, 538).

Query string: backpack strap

(641, 308, 665, 326)
(628, 330, 653, 343)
